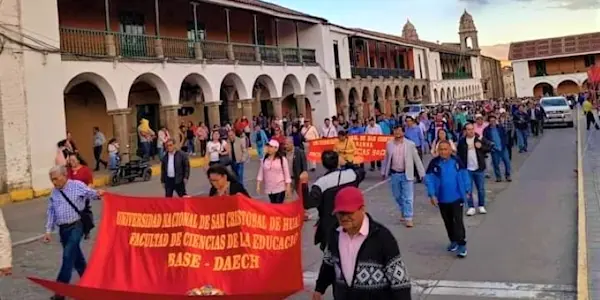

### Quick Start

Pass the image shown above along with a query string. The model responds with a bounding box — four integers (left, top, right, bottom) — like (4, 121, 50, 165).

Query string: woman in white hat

(256, 140, 292, 204)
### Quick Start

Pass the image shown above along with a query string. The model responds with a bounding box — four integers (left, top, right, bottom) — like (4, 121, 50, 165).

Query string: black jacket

(457, 135, 491, 172)
(209, 180, 249, 197)
(315, 214, 412, 300)
(290, 147, 307, 180)
(160, 150, 190, 184)
(309, 167, 366, 250)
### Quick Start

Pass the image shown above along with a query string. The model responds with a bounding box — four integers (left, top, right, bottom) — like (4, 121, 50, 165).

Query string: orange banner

(307, 134, 393, 163)
(31, 193, 304, 299)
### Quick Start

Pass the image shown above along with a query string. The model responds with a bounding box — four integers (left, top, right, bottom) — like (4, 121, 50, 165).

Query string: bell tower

(459, 9, 479, 51)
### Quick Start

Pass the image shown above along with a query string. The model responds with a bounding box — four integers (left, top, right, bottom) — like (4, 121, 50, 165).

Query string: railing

(201, 40, 229, 60)
(162, 36, 194, 59)
(351, 67, 414, 78)
(114, 32, 156, 58)
(441, 72, 473, 80)
(59, 27, 317, 65)
(60, 27, 107, 57)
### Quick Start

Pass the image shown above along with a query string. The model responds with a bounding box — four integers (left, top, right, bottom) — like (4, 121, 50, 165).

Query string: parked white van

(539, 96, 573, 127)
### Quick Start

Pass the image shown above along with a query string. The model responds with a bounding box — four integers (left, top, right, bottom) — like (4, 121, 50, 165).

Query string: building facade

(0, 0, 502, 193)
(480, 55, 505, 99)
(502, 66, 517, 98)
(509, 32, 600, 98)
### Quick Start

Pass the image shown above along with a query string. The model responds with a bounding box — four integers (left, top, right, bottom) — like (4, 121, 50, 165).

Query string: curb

(1, 148, 259, 206)
(576, 107, 589, 300)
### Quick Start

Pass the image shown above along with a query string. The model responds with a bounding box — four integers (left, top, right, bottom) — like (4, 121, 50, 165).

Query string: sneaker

(456, 245, 467, 258)
(447, 242, 459, 252)
(405, 220, 414, 228)
(495, 178, 502, 182)
(506, 176, 512, 182)
(478, 207, 487, 214)
(466, 208, 476, 216)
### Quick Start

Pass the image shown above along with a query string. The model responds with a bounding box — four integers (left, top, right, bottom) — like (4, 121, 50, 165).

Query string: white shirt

(322, 125, 337, 138)
(207, 141, 225, 162)
(466, 137, 479, 171)
(365, 124, 383, 135)
(167, 152, 175, 178)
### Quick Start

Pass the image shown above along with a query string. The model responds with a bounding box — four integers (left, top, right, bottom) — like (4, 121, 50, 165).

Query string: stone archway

(335, 88, 345, 117)
(403, 85, 410, 102)
(179, 73, 212, 128)
(440, 88, 445, 102)
(421, 85, 427, 102)
(582, 80, 588, 91)
(373, 86, 384, 116)
(394, 86, 402, 114)
(361, 86, 372, 120)
(452, 86, 457, 100)
(253, 74, 278, 118)
(384, 86, 393, 116)
(556, 79, 580, 95)
(348, 87, 359, 120)
(413, 85, 419, 101)
(533, 82, 554, 97)
(64, 73, 116, 164)
(434, 89, 439, 102)
(304, 74, 321, 121)
(219, 73, 247, 126)
(446, 87, 451, 101)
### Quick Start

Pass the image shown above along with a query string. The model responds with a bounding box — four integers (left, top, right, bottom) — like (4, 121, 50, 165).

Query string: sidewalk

(582, 126, 600, 298)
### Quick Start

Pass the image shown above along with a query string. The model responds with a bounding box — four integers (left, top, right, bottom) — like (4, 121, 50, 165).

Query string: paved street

(1, 129, 578, 299)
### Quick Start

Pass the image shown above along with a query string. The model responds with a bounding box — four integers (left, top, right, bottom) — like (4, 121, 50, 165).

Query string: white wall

(471, 56, 482, 79)
(512, 60, 588, 97)
(328, 29, 352, 79)
(412, 48, 427, 79)
(427, 51, 442, 81)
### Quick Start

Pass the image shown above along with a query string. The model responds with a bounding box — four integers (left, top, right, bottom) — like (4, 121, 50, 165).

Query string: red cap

(333, 187, 365, 213)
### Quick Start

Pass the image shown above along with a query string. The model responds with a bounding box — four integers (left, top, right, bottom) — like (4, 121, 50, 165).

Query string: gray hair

(49, 165, 67, 176)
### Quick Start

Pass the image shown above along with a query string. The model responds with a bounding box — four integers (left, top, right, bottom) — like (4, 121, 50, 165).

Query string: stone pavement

(582, 126, 600, 298)
(0, 130, 579, 299)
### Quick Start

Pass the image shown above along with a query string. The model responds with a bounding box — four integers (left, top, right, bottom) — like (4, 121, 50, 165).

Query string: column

(160, 105, 181, 135)
(272, 98, 283, 119)
(191, 2, 203, 60)
(108, 109, 131, 163)
(240, 98, 254, 118)
(294, 21, 302, 63)
(153, 0, 164, 58)
(225, 9, 234, 60)
(366, 40, 371, 68)
(357, 103, 364, 121)
(275, 19, 283, 63)
(103, 0, 116, 56)
(253, 14, 261, 62)
(295, 94, 306, 117)
(205, 101, 221, 128)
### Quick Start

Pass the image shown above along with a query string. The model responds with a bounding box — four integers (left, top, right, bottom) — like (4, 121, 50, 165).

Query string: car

(539, 96, 573, 127)
(402, 104, 424, 119)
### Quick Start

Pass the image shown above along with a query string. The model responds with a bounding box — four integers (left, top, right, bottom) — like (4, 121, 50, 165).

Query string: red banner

(30, 193, 304, 299)
(588, 65, 600, 84)
(307, 134, 393, 163)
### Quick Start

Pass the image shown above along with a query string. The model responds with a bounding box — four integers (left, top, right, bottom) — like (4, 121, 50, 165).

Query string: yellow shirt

(334, 138, 356, 163)
(583, 100, 593, 113)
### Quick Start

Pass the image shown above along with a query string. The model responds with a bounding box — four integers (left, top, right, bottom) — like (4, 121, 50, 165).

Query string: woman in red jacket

(67, 153, 94, 240)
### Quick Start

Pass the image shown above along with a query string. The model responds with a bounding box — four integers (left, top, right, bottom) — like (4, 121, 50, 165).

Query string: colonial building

(0, 0, 333, 192)
(502, 66, 517, 98)
(480, 55, 505, 99)
(509, 32, 600, 97)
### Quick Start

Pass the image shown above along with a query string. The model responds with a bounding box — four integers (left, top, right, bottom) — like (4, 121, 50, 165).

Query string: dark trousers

(370, 161, 382, 170)
(93, 145, 107, 170)
(268, 191, 286, 204)
(530, 120, 540, 136)
(438, 200, 466, 246)
(57, 221, 86, 284)
(164, 177, 187, 197)
(586, 111, 599, 130)
(506, 130, 514, 161)
(414, 147, 423, 182)
(199, 139, 207, 156)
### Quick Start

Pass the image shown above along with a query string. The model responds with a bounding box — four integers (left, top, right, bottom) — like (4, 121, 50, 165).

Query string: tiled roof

(349, 27, 478, 56)
(508, 32, 600, 61)
(223, 0, 327, 22)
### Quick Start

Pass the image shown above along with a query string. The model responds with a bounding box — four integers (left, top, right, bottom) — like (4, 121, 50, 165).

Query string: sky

(268, 0, 600, 46)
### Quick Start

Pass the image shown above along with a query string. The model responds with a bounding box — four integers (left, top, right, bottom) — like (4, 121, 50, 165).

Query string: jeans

(491, 148, 511, 179)
(516, 128, 528, 151)
(187, 139, 195, 154)
(57, 222, 86, 284)
(467, 170, 486, 208)
(389, 172, 414, 220)
(232, 162, 245, 184)
(158, 147, 166, 160)
(108, 153, 119, 169)
(256, 145, 264, 159)
(140, 141, 152, 159)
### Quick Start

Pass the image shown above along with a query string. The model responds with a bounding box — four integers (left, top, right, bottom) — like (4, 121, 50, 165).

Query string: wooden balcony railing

(441, 72, 473, 80)
(59, 27, 317, 65)
(351, 67, 414, 79)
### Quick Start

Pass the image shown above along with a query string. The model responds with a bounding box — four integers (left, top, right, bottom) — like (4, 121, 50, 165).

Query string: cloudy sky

(269, 0, 600, 46)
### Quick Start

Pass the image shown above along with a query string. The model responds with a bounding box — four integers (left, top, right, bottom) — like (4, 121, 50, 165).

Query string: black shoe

(506, 177, 512, 182)
(495, 178, 502, 182)
(369, 168, 375, 172)
(50, 296, 65, 300)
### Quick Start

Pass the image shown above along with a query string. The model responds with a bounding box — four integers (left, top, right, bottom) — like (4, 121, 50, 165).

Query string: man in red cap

(313, 186, 412, 300)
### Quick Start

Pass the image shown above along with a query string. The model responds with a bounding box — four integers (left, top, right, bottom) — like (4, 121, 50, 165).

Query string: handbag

(59, 190, 95, 236)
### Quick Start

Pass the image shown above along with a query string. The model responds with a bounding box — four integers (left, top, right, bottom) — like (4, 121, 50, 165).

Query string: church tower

(402, 19, 419, 40)
(459, 10, 479, 51)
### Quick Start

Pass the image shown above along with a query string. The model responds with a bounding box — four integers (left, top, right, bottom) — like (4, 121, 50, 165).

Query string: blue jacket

(425, 155, 472, 203)
(378, 121, 391, 135)
(251, 129, 268, 147)
(482, 125, 508, 151)
(427, 121, 454, 144)
(347, 126, 365, 135)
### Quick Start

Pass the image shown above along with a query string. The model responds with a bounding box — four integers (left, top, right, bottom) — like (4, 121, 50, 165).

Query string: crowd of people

(2, 91, 597, 300)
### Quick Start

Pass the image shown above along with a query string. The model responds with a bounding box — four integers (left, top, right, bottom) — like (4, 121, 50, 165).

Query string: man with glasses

(160, 138, 191, 198)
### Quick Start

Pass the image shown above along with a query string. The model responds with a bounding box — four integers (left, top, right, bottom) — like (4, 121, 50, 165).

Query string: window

(251, 29, 266, 45)
(119, 12, 146, 57)
(418, 54, 423, 78)
(187, 21, 206, 41)
(380, 57, 385, 68)
(333, 40, 341, 78)
(534, 60, 547, 76)
(584, 54, 596, 67)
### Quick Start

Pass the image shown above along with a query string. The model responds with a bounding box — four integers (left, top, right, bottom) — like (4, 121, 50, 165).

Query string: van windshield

(407, 106, 422, 112)
(541, 99, 568, 107)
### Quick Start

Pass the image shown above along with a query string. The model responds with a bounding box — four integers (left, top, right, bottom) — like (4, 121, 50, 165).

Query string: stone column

(154, 38, 164, 59)
(206, 101, 222, 128)
(104, 34, 116, 57)
(272, 98, 283, 119)
(194, 42, 203, 60)
(108, 108, 131, 163)
(295, 94, 306, 117)
(240, 98, 254, 118)
(341, 104, 350, 120)
(357, 104, 364, 121)
(160, 104, 181, 135)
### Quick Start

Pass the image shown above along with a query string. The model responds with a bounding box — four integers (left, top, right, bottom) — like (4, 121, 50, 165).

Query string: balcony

(59, 27, 317, 65)
(441, 72, 473, 80)
(351, 67, 414, 79)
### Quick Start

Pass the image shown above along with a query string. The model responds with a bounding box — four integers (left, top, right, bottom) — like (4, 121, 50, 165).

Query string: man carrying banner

(301, 119, 320, 172)
(44, 165, 104, 300)
(309, 150, 365, 251)
(365, 118, 383, 171)
(313, 186, 412, 299)
(382, 125, 426, 228)
(333, 130, 357, 165)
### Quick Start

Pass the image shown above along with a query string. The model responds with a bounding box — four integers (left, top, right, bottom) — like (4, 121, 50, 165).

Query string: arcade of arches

(533, 79, 587, 98)
(335, 83, 428, 120)
(431, 84, 481, 103)
(64, 72, 319, 162)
